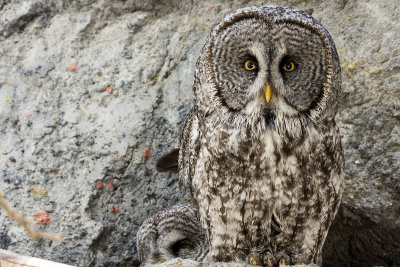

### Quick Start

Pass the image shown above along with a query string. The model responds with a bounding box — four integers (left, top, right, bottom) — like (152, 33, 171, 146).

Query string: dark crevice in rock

(0, 2, 53, 39)
(322, 205, 400, 267)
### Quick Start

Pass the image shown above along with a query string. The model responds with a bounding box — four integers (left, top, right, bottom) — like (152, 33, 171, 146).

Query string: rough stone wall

(0, 1, 398, 267)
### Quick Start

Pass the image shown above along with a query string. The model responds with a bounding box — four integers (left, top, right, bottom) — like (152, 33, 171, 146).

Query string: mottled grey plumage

(136, 205, 208, 265)
(177, 5, 344, 265)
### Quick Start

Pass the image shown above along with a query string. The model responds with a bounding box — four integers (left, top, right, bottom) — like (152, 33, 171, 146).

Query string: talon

(151, 258, 165, 264)
(246, 253, 262, 266)
(262, 253, 275, 267)
(276, 252, 290, 266)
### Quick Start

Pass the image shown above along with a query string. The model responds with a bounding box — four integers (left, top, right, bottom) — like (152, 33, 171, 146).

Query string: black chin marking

(264, 111, 275, 128)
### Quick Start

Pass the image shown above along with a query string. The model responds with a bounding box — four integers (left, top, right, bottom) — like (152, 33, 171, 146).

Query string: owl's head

(195, 6, 341, 131)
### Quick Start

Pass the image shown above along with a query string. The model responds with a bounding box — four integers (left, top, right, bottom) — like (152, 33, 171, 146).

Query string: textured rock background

(0, 0, 398, 266)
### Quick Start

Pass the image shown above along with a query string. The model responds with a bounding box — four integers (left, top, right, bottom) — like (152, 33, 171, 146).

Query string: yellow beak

(265, 84, 272, 103)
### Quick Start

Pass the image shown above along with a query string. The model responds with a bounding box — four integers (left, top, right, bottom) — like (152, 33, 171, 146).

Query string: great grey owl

(152, 5, 344, 266)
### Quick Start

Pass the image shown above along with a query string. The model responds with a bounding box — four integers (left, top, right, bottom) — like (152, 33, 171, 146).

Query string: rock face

(0, 1, 398, 267)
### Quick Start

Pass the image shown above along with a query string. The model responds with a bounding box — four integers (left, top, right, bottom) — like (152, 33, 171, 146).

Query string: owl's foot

(257, 251, 289, 267)
(275, 252, 290, 266)
(262, 252, 275, 267)
(246, 253, 263, 266)
(149, 257, 166, 264)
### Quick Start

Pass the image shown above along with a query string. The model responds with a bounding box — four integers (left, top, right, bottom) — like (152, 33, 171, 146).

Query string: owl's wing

(154, 108, 200, 190)
(179, 108, 201, 190)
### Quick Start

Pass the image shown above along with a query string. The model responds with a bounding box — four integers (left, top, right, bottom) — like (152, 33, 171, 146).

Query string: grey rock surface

(0, 0, 398, 267)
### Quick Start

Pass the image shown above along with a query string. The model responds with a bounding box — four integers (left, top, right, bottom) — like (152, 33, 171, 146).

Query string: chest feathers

(192, 117, 343, 260)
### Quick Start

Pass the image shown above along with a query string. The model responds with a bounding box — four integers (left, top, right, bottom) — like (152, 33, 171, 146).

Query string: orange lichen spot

(7, 81, 14, 86)
(184, 98, 189, 103)
(69, 63, 78, 72)
(34, 211, 50, 225)
(24, 113, 30, 118)
(111, 207, 121, 214)
(96, 180, 103, 189)
(102, 86, 114, 94)
(209, 5, 214, 9)
(106, 182, 114, 190)
(142, 147, 151, 160)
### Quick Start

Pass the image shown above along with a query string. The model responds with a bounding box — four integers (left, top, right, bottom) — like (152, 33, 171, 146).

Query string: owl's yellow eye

(244, 60, 257, 71)
(283, 61, 295, 71)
